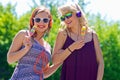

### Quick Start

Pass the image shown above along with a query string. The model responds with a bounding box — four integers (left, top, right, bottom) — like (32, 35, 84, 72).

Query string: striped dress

(10, 38, 51, 80)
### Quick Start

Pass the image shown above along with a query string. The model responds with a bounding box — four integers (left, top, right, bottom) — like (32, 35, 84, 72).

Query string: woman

(52, 3, 104, 80)
(7, 6, 59, 80)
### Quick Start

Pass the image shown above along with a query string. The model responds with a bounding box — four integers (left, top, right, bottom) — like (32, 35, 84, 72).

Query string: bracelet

(67, 47, 72, 53)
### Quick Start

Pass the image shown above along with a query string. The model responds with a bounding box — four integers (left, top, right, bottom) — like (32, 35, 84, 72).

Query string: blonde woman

(52, 3, 104, 80)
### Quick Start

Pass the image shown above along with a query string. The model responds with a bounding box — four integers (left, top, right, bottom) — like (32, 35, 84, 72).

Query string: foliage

(0, 4, 18, 80)
(89, 15, 120, 80)
(0, 1, 120, 80)
(0, 3, 30, 80)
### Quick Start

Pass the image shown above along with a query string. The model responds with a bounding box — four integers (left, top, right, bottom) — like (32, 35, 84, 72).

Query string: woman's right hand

(69, 39, 85, 51)
(23, 35, 32, 51)
(7, 30, 33, 64)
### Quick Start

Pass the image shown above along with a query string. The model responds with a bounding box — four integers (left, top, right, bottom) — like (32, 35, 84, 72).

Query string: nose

(64, 17, 69, 21)
(38, 20, 44, 24)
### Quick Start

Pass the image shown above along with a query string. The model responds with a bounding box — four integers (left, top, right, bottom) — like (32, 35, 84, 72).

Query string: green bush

(0, 2, 120, 80)
(92, 17, 120, 80)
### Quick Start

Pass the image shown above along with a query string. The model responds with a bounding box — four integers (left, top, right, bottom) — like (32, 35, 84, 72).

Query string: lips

(37, 25, 45, 28)
(66, 21, 72, 24)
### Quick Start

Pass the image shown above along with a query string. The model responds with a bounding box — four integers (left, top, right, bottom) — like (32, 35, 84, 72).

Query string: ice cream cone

(30, 25, 37, 36)
(81, 26, 86, 40)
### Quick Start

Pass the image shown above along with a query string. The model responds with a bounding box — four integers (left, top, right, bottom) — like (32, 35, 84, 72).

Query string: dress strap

(92, 31, 94, 41)
(26, 30, 29, 36)
(65, 29, 69, 36)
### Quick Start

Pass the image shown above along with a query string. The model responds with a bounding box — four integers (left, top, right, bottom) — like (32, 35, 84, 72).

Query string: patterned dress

(60, 33, 98, 80)
(10, 38, 51, 80)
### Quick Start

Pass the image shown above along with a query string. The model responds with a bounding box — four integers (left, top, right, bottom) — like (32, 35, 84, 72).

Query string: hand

(23, 35, 32, 51)
(69, 39, 85, 51)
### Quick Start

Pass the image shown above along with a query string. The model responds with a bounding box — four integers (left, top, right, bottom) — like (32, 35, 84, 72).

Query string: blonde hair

(58, 3, 88, 29)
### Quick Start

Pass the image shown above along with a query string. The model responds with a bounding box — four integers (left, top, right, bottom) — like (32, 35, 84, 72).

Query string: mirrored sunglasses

(33, 18, 50, 23)
(60, 13, 72, 21)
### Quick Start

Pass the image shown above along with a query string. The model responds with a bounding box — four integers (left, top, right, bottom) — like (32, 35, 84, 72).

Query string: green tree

(0, 3, 30, 80)
(1, 0, 120, 80)
(0, 3, 17, 80)
(88, 14, 120, 80)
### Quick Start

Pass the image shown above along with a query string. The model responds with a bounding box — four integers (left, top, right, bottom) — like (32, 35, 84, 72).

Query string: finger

(26, 36, 31, 42)
(28, 30, 31, 37)
(26, 43, 30, 46)
(26, 42, 32, 47)
(77, 41, 84, 44)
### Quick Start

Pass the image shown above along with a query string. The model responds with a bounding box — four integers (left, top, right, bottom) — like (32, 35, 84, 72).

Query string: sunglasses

(60, 13, 72, 21)
(33, 18, 50, 23)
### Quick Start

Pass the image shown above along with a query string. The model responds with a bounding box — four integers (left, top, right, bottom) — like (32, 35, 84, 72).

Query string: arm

(52, 30, 85, 65)
(7, 30, 32, 64)
(43, 41, 62, 78)
(43, 63, 62, 78)
(93, 33, 104, 80)
(52, 30, 73, 65)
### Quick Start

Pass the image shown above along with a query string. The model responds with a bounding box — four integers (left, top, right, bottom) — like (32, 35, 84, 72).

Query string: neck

(70, 24, 81, 35)
(35, 32, 44, 41)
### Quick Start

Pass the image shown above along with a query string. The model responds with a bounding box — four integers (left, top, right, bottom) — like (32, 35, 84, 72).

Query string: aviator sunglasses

(60, 13, 72, 21)
(33, 18, 50, 23)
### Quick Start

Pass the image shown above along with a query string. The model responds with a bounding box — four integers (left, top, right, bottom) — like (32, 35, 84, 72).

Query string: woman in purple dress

(7, 6, 59, 80)
(52, 3, 104, 80)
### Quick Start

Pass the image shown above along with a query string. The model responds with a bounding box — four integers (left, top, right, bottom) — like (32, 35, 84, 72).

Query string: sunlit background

(0, 0, 120, 21)
(0, 0, 120, 80)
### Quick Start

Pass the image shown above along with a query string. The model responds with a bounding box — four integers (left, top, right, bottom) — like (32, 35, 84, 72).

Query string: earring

(76, 11, 81, 17)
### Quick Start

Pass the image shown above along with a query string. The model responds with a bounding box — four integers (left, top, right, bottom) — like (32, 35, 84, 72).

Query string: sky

(85, 0, 120, 21)
(0, 0, 120, 21)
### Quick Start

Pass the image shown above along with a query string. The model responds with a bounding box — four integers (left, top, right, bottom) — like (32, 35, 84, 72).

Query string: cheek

(72, 17, 78, 23)
(34, 22, 39, 25)
(45, 23, 49, 27)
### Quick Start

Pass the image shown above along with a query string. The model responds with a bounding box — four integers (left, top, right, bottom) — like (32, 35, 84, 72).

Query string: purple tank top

(60, 33, 98, 80)
(10, 38, 51, 80)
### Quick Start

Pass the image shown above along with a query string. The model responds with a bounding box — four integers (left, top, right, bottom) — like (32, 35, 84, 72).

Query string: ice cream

(30, 25, 37, 36)
(81, 26, 86, 36)
(81, 26, 86, 40)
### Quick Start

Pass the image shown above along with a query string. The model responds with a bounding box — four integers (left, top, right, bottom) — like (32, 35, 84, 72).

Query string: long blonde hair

(58, 3, 88, 29)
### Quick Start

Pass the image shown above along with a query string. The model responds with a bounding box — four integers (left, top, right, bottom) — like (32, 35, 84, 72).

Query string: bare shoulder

(57, 29, 67, 37)
(90, 29, 99, 42)
(86, 27, 94, 38)
(54, 29, 67, 50)
(16, 30, 28, 37)
(87, 27, 96, 35)
(44, 41, 51, 54)
(56, 29, 68, 42)
(9, 30, 28, 52)
(86, 27, 99, 41)
(44, 40, 51, 50)
(13, 30, 27, 41)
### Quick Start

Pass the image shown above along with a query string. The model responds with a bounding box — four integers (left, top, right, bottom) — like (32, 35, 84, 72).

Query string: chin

(67, 24, 72, 28)
(37, 29, 45, 33)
